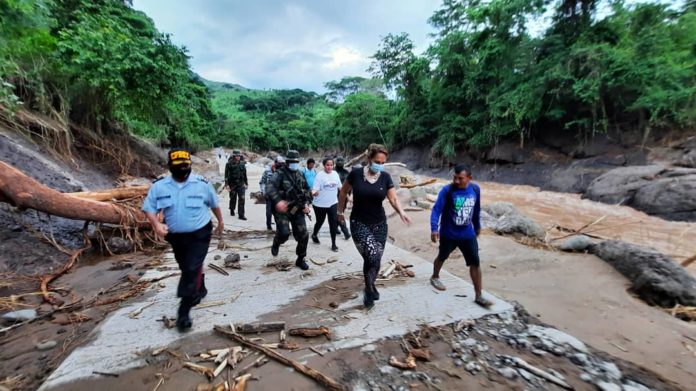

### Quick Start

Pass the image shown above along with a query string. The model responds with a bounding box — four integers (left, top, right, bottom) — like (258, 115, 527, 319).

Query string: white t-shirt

(312, 170, 341, 208)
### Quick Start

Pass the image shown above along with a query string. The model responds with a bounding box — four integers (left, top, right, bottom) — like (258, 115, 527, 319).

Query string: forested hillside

(2, 0, 694, 158)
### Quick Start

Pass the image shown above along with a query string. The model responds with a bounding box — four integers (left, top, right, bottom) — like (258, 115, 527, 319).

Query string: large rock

(106, 237, 133, 254)
(484, 142, 527, 164)
(583, 165, 696, 221)
(675, 137, 696, 168)
(590, 240, 696, 308)
(483, 202, 544, 238)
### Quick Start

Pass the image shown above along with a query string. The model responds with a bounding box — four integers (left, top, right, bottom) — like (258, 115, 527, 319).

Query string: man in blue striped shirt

(429, 164, 492, 308)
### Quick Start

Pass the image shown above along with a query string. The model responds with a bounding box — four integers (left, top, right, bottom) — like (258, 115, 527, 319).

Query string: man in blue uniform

(142, 148, 225, 331)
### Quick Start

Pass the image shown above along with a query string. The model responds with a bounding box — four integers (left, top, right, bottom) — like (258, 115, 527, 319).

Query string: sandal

(430, 277, 446, 291)
(474, 297, 493, 308)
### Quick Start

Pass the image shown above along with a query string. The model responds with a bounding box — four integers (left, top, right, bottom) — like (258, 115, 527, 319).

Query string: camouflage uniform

(266, 151, 313, 266)
(225, 150, 248, 218)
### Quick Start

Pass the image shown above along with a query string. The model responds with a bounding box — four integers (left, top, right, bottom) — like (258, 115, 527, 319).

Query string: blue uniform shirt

(430, 183, 481, 240)
(303, 167, 317, 189)
(142, 174, 219, 233)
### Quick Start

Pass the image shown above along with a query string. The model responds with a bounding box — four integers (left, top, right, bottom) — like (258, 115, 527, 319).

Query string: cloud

(132, 0, 440, 92)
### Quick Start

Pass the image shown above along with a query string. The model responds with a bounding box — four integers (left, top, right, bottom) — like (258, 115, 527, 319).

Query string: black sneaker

(295, 257, 309, 270)
(176, 300, 193, 332)
(363, 289, 375, 309)
(239, 216, 247, 221)
(230, 210, 235, 216)
(344, 233, 351, 240)
(267, 225, 273, 231)
(331, 244, 339, 252)
(311, 234, 320, 244)
(271, 242, 279, 257)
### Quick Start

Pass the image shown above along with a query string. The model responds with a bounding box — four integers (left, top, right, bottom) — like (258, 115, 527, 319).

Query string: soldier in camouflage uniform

(265, 150, 313, 270)
(224, 150, 248, 220)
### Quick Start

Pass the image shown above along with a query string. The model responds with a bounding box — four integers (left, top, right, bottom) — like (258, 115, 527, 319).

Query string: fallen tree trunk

(0, 161, 147, 226)
(68, 186, 149, 202)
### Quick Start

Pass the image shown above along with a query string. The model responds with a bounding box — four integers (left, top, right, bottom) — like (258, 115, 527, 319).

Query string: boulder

(424, 183, 446, 195)
(590, 240, 696, 308)
(396, 188, 411, 206)
(409, 187, 428, 200)
(584, 165, 696, 221)
(106, 237, 133, 254)
(484, 142, 527, 164)
(483, 202, 544, 238)
(675, 137, 696, 168)
(399, 173, 417, 186)
(557, 235, 593, 252)
(415, 200, 434, 210)
(2, 309, 38, 324)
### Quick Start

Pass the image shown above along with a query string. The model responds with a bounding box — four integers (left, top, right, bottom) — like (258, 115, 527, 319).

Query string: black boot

(192, 274, 208, 306)
(230, 210, 235, 216)
(331, 243, 339, 252)
(371, 284, 380, 301)
(311, 234, 320, 244)
(363, 287, 375, 309)
(295, 257, 309, 270)
(271, 239, 280, 256)
(239, 216, 247, 221)
(176, 298, 193, 332)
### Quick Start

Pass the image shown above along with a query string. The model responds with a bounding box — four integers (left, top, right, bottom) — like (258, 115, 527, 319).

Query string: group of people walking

(143, 144, 490, 332)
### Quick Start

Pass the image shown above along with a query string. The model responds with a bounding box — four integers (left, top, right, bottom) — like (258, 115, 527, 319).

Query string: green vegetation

(2, 0, 694, 157)
(1, 0, 217, 150)
(370, 0, 696, 156)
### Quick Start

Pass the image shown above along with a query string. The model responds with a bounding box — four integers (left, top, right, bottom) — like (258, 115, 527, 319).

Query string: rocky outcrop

(482, 202, 544, 239)
(590, 241, 696, 308)
(583, 165, 696, 221)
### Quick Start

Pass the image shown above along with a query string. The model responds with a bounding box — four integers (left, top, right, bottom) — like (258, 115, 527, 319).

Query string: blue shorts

(438, 236, 480, 267)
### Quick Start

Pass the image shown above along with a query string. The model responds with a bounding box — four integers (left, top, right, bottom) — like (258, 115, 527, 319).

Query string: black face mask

(170, 165, 191, 181)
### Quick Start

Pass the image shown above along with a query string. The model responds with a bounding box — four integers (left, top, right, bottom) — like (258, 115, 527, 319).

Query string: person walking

(334, 156, 351, 240)
(260, 156, 284, 231)
(338, 144, 411, 309)
(266, 150, 313, 270)
(224, 150, 248, 220)
(142, 148, 224, 331)
(429, 164, 492, 308)
(311, 157, 342, 252)
(303, 158, 317, 189)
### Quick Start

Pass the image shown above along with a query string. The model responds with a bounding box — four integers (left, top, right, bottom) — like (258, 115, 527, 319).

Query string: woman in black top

(338, 144, 411, 309)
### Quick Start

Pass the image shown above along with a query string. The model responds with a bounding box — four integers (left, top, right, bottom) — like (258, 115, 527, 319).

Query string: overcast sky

(132, 0, 441, 92)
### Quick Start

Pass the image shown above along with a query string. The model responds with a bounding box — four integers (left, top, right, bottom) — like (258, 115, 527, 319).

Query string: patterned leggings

(350, 219, 388, 292)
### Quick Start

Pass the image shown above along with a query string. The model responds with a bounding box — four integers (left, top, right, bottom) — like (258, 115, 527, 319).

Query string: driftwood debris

(184, 362, 215, 380)
(288, 326, 332, 340)
(400, 178, 437, 189)
(505, 356, 573, 390)
(0, 161, 147, 226)
(389, 354, 417, 370)
(214, 325, 347, 391)
(235, 321, 286, 334)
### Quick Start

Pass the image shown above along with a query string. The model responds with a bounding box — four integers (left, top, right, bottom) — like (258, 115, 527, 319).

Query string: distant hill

(198, 75, 336, 151)
(197, 76, 248, 93)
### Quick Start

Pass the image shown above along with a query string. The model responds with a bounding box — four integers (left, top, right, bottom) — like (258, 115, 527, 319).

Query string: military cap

(167, 148, 192, 166)
(286, 150, 301, 162)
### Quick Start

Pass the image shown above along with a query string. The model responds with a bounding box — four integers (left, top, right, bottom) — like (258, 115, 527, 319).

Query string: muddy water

(479, 181, 696, 270)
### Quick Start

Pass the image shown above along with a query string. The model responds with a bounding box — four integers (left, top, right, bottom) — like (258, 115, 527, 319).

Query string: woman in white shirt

(311, 157, 342, 252)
